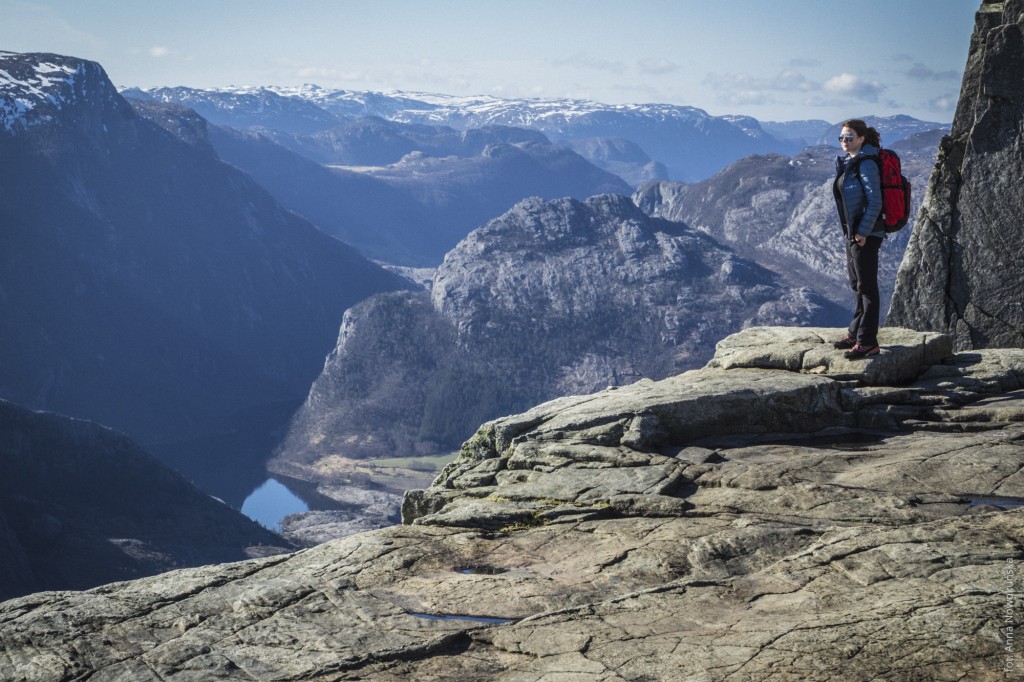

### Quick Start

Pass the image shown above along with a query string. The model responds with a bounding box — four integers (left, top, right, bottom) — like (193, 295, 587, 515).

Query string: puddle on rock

(691, 429, 890, 453)
(965, 496, 1024, 509)
(772, 432, 889, 452)
(409, 612, 515, 624)
(454, 565, 508, 575)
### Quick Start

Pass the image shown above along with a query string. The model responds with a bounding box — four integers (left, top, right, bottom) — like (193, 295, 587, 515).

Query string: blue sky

(1, 0, 980, 123)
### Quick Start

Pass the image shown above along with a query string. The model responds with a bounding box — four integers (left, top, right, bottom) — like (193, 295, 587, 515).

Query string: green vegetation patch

(370, 452, 460, 472)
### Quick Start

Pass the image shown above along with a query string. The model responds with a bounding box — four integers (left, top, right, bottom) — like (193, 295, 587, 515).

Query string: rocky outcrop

(4, 326, 1022, 680)
(402, 327, 955, 528)
(275, 195, 845, 473)
(0, 400, 291, 601)
(888, 0, 1024, 349)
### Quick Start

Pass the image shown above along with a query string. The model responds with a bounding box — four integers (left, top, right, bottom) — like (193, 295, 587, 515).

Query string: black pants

(845, 236, 881, 347)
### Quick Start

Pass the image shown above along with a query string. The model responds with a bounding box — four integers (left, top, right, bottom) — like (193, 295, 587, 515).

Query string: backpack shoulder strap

(848, 153, 879, 170)
(847, 153, 879, 187)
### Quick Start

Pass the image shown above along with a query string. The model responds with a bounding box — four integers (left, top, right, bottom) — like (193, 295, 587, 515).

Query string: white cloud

(927, 94, 958, 113)
(823, 73, 885, 102)
(718, 90, 773, 107)
(705, 69, 895, 115)
(704, 70, 819, 97)
(149, 46, 170, 58)
(771, 70, 818, 92)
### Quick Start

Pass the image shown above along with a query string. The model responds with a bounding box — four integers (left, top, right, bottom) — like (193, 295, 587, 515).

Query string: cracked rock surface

(2, 326, 1023, 681)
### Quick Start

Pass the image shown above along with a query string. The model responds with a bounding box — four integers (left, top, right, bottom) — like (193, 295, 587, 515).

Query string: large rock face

(274, 195, 845, 470)
(0, 399, 291, 602)
(3, 327, 1022, 680)
(888, 0, 1024, 348)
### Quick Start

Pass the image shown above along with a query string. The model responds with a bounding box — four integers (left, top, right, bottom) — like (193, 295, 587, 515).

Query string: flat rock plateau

(2, 326, 1022, 681)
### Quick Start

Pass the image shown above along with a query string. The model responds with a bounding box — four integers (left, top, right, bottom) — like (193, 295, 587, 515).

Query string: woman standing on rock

(832, 119, 886, 360)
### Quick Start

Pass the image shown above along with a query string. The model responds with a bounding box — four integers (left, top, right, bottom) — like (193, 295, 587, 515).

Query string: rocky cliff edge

(2, 326, 1022, 681)
(888, 0, 1024, 349)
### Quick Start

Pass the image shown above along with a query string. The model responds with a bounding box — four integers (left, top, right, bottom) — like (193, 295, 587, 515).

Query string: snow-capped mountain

(357, 92, 717, 129)
(124, 84, 347, 134)
(378, 94, 795, 179)
(268, 84, 446, 120)
(247, 86, 725, 131)
(1, 51, 117, 131)
(126, 85, 794, 181)
(815, 114, 948, 146)
(1, 51, 410, 450)
(123, 83, 951, 182)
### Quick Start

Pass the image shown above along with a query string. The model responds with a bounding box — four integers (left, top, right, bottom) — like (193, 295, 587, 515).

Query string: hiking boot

(844, 344, 880, 360)
(833, 336, 856, 350)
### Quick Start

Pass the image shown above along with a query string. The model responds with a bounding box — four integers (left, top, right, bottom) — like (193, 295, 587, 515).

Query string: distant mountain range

(124, 85, 949, 183)
(204, 114, 631, 265)
(124, 84, 950, 270)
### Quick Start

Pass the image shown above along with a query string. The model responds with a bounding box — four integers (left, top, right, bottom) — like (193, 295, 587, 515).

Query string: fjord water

(240, 476, 345, 530)
(148, 400, 339, 529)
(241, 478, 309, 530)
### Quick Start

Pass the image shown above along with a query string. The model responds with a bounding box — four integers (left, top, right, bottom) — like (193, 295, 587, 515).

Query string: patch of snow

(0, 52, 89, 132)
(128, 83, 722, 133)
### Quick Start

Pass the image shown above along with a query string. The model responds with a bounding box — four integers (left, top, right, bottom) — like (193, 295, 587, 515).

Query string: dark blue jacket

(833, 144, 886, 239)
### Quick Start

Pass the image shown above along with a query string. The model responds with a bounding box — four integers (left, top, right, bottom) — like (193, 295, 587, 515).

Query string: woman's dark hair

(842, 119, 881, 147)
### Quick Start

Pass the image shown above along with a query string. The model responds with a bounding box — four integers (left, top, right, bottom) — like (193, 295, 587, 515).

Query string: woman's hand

(854, 234, 867, 246)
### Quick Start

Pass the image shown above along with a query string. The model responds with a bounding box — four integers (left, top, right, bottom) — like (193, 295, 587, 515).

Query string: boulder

(708, 325, 954, 385)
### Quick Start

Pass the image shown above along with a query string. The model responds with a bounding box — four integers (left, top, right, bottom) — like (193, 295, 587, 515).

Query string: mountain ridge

(273, 193, 845, 476)
(0, 51, 411, 450)
(1, 51, 123, 131)
(0, 398, 292, 601)
(194, 105, 633, 265)
(126, 84, 947, 182)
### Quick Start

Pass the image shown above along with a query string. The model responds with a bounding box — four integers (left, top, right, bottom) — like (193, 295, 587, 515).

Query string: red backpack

(853, 149, 912, 233)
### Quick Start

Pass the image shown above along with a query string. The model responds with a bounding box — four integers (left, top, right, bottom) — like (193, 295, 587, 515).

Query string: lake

(240, 476, 343, 531)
